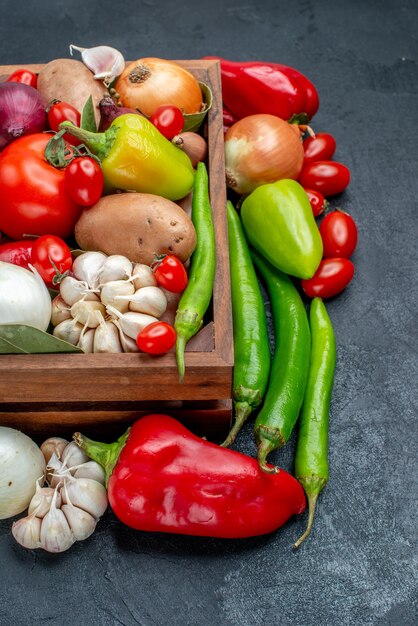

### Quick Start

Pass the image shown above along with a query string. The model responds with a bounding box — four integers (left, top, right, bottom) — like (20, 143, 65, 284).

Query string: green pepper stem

(175, 334, 186, 382)
(292, 493, 319, 549)
(59, 122, 118, 161)
(221, 402, 251, 447)
(257, 438, 280, 473)
(73, 429, 130, 486)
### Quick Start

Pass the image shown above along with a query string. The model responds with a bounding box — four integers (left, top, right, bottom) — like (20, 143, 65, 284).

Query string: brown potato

(37, 59, 107, 124)
(75, 193, 197, 265)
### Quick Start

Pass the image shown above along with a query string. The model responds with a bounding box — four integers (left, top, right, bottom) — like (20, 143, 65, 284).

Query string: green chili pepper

(175, 162, 216, 381)
(251, 249, 311, 472)
(293, 297, 336, 548)
(221, 201, 271, 447)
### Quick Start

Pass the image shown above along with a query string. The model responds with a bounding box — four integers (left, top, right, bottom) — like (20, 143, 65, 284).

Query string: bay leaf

(81, 95, 97, 133)
(0, 324, 82, 354)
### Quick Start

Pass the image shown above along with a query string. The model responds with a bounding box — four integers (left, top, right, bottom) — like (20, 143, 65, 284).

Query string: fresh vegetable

(0, 261, 52, 331)
(241, 179, 323, 280)
(0, 82, 46, 150)
(222, 200, 270, 447)
(150, 105, 184, 139)
(74, 193, 196, 265)
(47, 100, 81, 146)
(59, 114, 195, 200)
(301, 258, 355, 299)
(175, 162, 216, 380)
(0, 426, 46, 520)
(303, 132, 336, 164)
(205, 57, 319, 121)
(136, 321, 176, 355)
(31, 235, 72, 288)
(0, 134, 82, 240)
(225, 114, 304, 195)
(152, 255, 188, 293)
(65, 157, 104, 206)
(319, 210, 358, 258)
(115, 58, 203, 116)
(0, 240, 33, 269)
(304, 188, 329, 217)
(69, 44, 125, 85)
(98, 95, 143, 132)
(7, 68, 38, 88)
(37, 58, 107, 125)
(99, 255, 133, 283)
(251, 249, 311, 472)
(73, 413, 306, 538)
(115, 286, 167, 317)
(105, 305, 158, 341)
(299, 161, 350, 196)
(72, 251, 107, 289)
(294, 298, 336, 548)
(173, 132, 207, 168)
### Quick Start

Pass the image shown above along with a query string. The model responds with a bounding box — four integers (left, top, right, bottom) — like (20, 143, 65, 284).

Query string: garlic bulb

(70, 44, 125, 85)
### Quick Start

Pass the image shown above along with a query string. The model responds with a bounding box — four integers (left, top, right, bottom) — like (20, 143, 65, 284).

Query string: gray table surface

(0, 1, 417, 625)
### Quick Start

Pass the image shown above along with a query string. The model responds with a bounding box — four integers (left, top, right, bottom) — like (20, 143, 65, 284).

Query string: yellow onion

(115, 58, 203, 116)
(173, 132, 208, 168)
(224, 114, 304, 195)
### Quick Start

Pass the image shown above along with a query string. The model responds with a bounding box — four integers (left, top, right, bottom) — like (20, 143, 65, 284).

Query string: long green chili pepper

(175, 162, 216, 381)
(221, 201, 271, 447)
(251, 249, 311, 472)
(293, 297, 336, 548)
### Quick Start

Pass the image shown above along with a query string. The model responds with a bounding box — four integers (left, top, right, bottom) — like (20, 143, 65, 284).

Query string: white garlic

(105, 304, 158, 340)
(40, 437, 69, 465)
(70, 300, 106, 329)
(47, 452, 71, 489)
(39, 487, 75, 553)
(116, 285, 167, 317)
(100, 280, 135, 313)
(28, 482, 62, 518)
(73, 461, 106, 485)
(51, 295, 71, 326)
(53, 317, 84, 345)
(99, 255, 133, 284)
(62, 442, 90, 469)
(77, 327, 95, 353)
(60, 276, 99, 306)
(12, 514, 41, 550)
(93, 317, 123, 353)
(113, 319, 139, 353)
(70, 44, 125, 85)
(72, 252, 108, 289)
(131, 263, 157, 290)
(61, 504, 97, 541)
(62, 477, 108, 519)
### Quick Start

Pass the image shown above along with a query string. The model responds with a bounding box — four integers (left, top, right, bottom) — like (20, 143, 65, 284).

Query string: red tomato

(152, 255, 188, 293)
(320, 210, 358, 258)
(7, 68, 38, 88)
(304, 188, 328, 217)
(31, 235, 72, 287)
(303, 133, 336, 164)
(302, 258, 355, 299)
(150, 105, 184, 140)
(48, 101, 81, 146)
(65, 158, 104, 207)
(136, 322, 176, 355)
(0, 134, 81, 240)
(299, 161, 350, 196)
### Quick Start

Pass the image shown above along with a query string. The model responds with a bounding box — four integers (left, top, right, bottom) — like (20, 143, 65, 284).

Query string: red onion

(0, 82, 46, 150)
(98, 95, 143, 131)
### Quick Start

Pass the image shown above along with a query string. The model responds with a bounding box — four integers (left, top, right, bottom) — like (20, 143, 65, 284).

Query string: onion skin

(174, 132, 207, 168)
(224, 114, 304, 195)
(115, 58, 203, 117)
(0, 83, 46, 150)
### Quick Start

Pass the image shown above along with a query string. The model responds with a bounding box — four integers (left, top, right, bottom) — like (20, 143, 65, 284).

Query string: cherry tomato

(303, 133, 336, 164)
(152, 255, 188, 293)
(299, 160, 350, 196)
(320, 210, 358, 258)
(136, 321, 176, 355)
(302, 258, 355, 299)
(304, 188, 328, 217)
(7, 68, 38, 88)
(65, 158, 104, 206)
(150, 105, 184, 140)
(48, 101, 81, 146)
(31, 235, 72, 288)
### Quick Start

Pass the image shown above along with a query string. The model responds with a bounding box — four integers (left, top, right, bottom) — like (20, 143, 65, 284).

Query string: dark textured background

(0, 0, 417, 624)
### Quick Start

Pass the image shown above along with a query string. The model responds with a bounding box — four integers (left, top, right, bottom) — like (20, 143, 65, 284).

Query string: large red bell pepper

(74, 414, 306, 539)
(205, 56, 319, 121)
(0, 239, 34, 269)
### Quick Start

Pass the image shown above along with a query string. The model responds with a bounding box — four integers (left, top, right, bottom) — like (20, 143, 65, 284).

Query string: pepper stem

(292, 493, 318, 549)
(73, 429, 130, 486)
(58, 121, 118, 161)
(257, 438, 279, 473)
(175, 334, 186, 382)
(221, 402, 251, 447)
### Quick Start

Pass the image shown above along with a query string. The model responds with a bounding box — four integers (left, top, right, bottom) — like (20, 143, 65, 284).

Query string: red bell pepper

(0, 239, 34, 269)
(74, 414, 306, 539)
(205, 56, 319, 121)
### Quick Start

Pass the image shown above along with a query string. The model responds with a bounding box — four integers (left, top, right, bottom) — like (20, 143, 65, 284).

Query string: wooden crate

(0, 60, 233, 439)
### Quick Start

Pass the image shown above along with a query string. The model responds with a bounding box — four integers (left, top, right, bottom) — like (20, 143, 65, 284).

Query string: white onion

(0, 426, 46, 520)
(0, 262, 52, 331)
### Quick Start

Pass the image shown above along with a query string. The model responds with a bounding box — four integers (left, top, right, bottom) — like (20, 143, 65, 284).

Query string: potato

(75, 193, 197, 265)
(37, 59, 107, 124)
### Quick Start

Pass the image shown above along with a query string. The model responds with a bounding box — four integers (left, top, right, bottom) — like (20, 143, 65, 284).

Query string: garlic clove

(47, 452, 72, 488)
(77, 327, 95, 353)
(61, 442, 90, 470)
(105, 304, 158, 340)
(60, 276, 99, 307)
(99, 255, 133, 284)
(40, 437, 69, 465)
(93, 319, 123, 353)
(100, 280, 135, 313)
(113, 320, 139, 353)
(51, 295, 72, 326)
(53, 318, 84, 345)
(28, 483, 62, 518)
(131, 263, 157, 290)
(73, 461, 106, 485)
(72, 252, 108, 290)
(62, 504, 97, 541)
(38, 485, 75, 553)
(70, 44, 125, 85)
(70, 300, 106, 329)
(12, 514, 42, 550)
(116, 285, 167, 317)
(62, 477, 108, 519)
